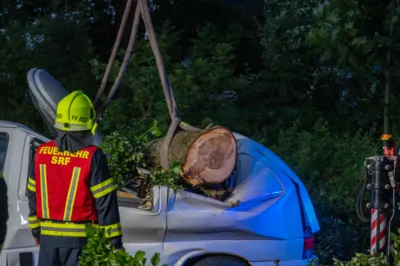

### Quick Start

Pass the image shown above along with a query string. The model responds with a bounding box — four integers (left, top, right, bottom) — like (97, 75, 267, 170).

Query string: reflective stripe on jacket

(40, 220, 122, 238)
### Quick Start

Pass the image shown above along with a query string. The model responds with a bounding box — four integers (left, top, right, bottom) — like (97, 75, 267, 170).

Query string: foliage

(79, 224, 164, 266)
(91, 21, 248, 134)
(271, 119, 378, 218)
(100, 132, 148, 190)
(241, 0, 322, 139)
(170, 26, 249, 129)
(0, 8, 95, 133)
(149, 167, 184, 193)
(306, 0, 386, 133)
(268, 119, 378, 264)
(100, 121, 183, 191)
(332, 229, 400, 265)
(333, 253, 388, 266)
(90, 21, 181, 132)
(100, 121, 164, 190)
(316, 216, 366, 263)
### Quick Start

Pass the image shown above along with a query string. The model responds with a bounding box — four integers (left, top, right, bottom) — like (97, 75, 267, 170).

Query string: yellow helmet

(54, 91, 96, 132)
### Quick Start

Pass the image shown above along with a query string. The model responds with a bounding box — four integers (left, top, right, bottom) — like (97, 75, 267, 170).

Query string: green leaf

(151, 253, 161, 266)
(171, 161, 181, 173)
(134, 251, 146, 261)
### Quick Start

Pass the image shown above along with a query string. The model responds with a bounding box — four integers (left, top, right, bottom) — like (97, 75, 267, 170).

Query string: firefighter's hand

(110, 236, 123, 250)
(34, 236, 40, 246)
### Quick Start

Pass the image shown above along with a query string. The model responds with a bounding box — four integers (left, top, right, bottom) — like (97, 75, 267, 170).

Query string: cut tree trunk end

(148, 126, 237, 187)
(180, 127, 237, 186)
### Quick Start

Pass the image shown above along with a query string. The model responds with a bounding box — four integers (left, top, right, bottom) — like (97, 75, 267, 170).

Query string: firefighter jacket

(27, 140, 123, 248)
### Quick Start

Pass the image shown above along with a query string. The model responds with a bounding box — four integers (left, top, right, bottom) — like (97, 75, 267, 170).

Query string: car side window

(25, 139, 43, 197)
(0, 133, 9, 173)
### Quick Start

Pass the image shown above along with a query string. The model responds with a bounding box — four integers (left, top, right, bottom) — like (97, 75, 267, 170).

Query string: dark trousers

(38, 246, 82, 266)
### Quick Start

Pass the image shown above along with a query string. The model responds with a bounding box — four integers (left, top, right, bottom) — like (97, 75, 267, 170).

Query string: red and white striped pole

(371, 208, 387, 255)
(369, 135, 396, 256)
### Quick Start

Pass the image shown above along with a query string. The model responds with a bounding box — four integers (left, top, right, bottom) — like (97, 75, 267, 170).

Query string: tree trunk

(148, 126, 237, 186)
(148, 129, 203, 166)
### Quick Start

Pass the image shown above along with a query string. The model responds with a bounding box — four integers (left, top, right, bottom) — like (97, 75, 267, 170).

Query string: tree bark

(148, 129, 203, 166)
(148, 126, 237, 186)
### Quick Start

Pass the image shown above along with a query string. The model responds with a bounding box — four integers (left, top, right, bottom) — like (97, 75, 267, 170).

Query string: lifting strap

(93, 0, 200, 169)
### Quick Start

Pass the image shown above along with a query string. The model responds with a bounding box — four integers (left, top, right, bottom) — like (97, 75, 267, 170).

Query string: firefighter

(27, 91, 123, 266)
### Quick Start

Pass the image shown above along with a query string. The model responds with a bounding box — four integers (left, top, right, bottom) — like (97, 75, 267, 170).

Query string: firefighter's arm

(89, 149, 123, 249)
(27, 158, 40, 241)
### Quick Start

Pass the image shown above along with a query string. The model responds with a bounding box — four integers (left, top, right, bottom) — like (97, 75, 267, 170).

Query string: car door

(7, 133, 46, 266)
(117, 186, 168, 260)
(0, 124, 44, 266)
